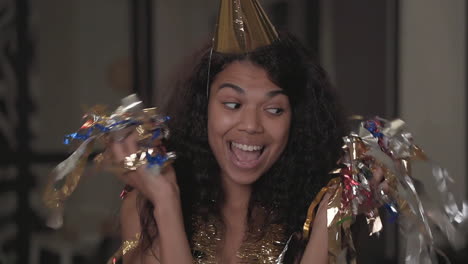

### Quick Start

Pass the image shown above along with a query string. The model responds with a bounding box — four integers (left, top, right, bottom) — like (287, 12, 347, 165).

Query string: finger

(115, 171, 138, 188)
(372, 166, 384, 182)
(378, 181, 389, 194)
(123, 130, 139, 154)
(161, 164, 177, 182)
(98, 148, 114, 166)
(111, 126, 135, 142)
(113, 129, 139, 164)
(368, 165, 384, 191)
(110, 140, 127, 162)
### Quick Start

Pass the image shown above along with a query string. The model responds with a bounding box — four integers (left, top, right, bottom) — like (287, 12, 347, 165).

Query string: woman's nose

(238, 107, 264, 134)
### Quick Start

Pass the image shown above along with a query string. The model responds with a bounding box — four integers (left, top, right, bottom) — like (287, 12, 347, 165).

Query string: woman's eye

(265, 108, 284, 115)
(223, 102, 241, 110)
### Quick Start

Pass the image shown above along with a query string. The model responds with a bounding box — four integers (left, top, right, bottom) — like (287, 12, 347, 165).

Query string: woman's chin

(223, 170, 262, 186)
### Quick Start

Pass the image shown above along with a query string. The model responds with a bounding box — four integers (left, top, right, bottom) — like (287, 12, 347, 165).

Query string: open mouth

(228, 141, 266, 169)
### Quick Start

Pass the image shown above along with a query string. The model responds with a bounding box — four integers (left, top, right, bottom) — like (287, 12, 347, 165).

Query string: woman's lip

(228, 141, 265, 169)
(230, 140, 265, 148)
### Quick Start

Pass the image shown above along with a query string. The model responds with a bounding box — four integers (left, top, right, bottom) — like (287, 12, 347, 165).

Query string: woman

(111, 32, 348, 263)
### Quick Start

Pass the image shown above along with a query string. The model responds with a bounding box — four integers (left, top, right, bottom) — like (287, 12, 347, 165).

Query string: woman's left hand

(369, 164, 389, 198)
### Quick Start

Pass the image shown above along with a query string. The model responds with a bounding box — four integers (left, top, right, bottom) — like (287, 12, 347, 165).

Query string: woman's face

(208, 60, 291, 186)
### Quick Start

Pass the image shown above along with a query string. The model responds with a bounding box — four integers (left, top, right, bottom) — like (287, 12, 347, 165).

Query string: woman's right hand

(110, 130, 192, 263)
(108, 130, 180, 205)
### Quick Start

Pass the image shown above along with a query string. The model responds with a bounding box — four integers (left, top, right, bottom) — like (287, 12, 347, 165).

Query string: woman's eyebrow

(218, 83, 245, 94)
(266, 90, 286, 98)
(218, 84, 285, 98)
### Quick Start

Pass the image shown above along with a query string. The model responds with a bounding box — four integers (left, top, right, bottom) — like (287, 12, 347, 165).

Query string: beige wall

(152, 0, 216, 106)
(34, 0, 130, 153)
(399, 0, 466, 199)
(152, 0, 286, 105)
(31, 0, 129, 227)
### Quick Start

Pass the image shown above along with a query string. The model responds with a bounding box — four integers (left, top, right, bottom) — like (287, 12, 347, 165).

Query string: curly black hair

(138, 32, 348, 262)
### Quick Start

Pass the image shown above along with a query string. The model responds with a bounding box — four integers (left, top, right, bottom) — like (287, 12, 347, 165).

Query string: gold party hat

(214, 0, 279, 54)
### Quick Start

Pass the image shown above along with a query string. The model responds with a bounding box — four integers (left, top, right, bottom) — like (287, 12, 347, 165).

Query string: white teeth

(231, 142, 263, 152)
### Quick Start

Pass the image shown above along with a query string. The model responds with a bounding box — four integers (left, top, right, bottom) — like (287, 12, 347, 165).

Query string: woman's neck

(221, 174, 252, 215)
(219, 174, 252, 262)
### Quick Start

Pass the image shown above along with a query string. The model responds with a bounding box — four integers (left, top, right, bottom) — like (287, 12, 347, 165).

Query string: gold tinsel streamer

(42, 141, 94, 209)
(42, 139, 95, 228)
(302, 177, 341, 240)
(106, 233, 141, 264)
(302, 117, 468, 263)
(43, 94, 173, 229)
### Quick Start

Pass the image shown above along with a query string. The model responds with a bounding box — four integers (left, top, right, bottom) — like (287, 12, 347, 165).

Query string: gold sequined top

(191, 215, 290, 264)
(107, 215, 292, 264)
